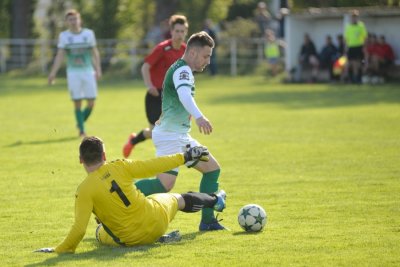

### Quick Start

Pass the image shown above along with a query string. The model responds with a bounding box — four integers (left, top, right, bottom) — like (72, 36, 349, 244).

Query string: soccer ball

(238, 204, 267, 232)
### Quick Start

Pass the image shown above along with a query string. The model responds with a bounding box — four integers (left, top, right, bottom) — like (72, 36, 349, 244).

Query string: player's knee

(143, 128, 152, 138)
(162, 182, 174, 192)
(158, 175, 177, 192)
(196, 159, 220, 172)
(87, 100, 95, 108)
(95, 224, 119, 247)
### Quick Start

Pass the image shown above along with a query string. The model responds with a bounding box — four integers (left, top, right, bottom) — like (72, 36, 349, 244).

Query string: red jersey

(144, 39, 186, 89)
(381, 43, 395, 61)
(366, 43, 380, 57)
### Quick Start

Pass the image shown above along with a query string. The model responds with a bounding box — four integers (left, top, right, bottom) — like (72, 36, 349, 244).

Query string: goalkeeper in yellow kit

(35, 136, 226, 253)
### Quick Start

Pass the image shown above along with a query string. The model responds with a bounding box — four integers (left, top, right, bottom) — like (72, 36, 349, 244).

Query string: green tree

(74, 0, 120, 39)
(0, 0, 11, 38)
(117, 0, 154, 40)
(176, 0, 233, 32)
(73, 0, 121, 69)
(45, 0, 68, 41)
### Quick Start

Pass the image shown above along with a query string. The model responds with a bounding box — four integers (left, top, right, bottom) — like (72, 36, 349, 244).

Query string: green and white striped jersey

(156, 59, 196, 133)
(58, 28, 96, 72)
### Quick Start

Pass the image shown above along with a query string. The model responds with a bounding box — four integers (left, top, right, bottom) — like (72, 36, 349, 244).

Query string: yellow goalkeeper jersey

(55, 154, 184, 253)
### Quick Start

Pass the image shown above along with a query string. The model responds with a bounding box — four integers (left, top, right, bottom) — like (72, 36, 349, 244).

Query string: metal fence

(0, 38, 267, 76)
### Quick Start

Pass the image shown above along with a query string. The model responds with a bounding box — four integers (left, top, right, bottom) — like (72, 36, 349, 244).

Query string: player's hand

(184, 145, 209, 163)
(34, 247, 55, 253)
(196, 117, 213, 135)
(148, 87, 160, 97)
(95, 70, 102, 80)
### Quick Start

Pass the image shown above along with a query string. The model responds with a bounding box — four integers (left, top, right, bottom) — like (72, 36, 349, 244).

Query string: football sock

(135, 178, 167, 196)
(74, 109, 84, 134)
(130, 130, 146, 145)
(83, 107, 93, 121)
(200, 169, 220, 223)
(181, 192, 217, 213)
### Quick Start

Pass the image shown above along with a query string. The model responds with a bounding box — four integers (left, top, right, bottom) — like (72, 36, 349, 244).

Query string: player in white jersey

(134, 31, 226, 231)
(48, 9, 102, 137)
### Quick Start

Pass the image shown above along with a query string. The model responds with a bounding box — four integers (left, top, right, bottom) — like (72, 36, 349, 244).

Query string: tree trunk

(154, 0, 179, 26)
(11, 0, 32, 38)
(10, 0, 35, 68)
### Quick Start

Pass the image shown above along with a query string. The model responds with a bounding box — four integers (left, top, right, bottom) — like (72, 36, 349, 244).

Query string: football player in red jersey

(123, 15, 188, 158)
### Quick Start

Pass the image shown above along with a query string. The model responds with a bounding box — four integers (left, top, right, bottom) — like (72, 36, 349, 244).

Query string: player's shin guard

(200, 169, 220, 222)
(181, 192, 217, 213)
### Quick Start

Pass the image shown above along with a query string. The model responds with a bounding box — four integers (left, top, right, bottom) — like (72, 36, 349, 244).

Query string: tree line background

(1, 0, 398, 41)
(0, 0, 398, 76)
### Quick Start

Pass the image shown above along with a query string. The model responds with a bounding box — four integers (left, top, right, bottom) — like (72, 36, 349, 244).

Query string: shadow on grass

(211, 84, 400, 109)
(232, 231, 265, 236)
(26, 232, 203, 267)
(0, 77, 143, 96)
(4, 136, 77, 148)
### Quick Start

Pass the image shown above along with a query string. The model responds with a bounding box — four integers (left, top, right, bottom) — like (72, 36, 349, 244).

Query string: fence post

(40, 39, 47, 73)
(131, 40, 137, 77)
(257, 38, 264, 64)
(19, 39, 27, 67)
(230, 38, 237, 76)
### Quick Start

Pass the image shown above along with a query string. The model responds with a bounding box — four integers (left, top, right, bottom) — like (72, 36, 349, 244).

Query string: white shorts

(152, 128, 200, 172)
(67, 71, 97, 100)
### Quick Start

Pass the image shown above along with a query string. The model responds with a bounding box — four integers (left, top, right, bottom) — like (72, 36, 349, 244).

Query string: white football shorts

(152, 129, 200, 172)
(67, 71, 97, 100)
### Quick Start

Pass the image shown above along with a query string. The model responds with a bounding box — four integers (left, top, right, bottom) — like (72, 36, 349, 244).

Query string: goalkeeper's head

(79, 136, 106, 169)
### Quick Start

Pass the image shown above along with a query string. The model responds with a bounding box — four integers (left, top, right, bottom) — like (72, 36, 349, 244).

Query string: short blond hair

(65, 9, 80, 19)
(169, 14, 189, 29)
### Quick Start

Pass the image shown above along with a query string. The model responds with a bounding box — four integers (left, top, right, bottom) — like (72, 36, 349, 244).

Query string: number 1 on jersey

(110, 180, 131, 207)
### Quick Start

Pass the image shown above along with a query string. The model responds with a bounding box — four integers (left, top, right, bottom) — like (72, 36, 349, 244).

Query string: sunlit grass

(0, 75, 399, 266)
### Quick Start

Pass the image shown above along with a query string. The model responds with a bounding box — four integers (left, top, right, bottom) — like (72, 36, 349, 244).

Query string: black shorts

(347, 46, 364, 60)
(145, 91, 162, 125)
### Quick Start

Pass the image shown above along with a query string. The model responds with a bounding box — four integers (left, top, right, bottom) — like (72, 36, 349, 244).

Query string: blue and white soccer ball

(238, 204, 267, 232)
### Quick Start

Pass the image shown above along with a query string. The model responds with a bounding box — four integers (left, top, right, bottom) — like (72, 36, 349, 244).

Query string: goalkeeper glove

(184, 145, 209, 167)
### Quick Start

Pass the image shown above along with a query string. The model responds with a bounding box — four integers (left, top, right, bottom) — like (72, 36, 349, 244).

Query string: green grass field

(0, 75, 399, 266)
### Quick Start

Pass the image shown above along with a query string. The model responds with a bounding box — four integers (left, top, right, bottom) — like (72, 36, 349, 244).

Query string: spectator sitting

(379, 35, 395, 67)
(298, 33, 319, 82)
(319, 35, 339, 81)
(363, 34, 395, 83)
(336, 34, 346, 57)
(364, 34, 381, 77)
